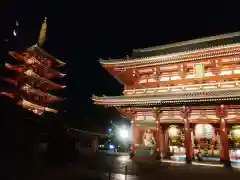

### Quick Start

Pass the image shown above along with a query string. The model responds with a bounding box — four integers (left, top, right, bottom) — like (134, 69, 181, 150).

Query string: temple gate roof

(99, 32, 240, 68)
(132, 32, 240, 57)
(92, 88, 240, 106)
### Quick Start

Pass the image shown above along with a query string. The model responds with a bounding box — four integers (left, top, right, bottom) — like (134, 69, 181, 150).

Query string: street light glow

(109, 144, 115, 149)
(119, 129, 128, 139)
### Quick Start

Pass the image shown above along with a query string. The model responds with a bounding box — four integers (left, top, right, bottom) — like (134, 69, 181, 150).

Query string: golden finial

(38, 17, 48, 47)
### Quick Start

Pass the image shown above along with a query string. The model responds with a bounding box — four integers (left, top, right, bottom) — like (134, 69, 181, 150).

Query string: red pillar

(159, 125, 164, 158)
(216, 105, 231, 167)
(180, 106, 193, 163)
(130, 118, 135, 157)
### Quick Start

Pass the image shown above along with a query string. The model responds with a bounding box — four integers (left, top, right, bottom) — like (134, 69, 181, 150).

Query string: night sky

(1, 1, 239, 133)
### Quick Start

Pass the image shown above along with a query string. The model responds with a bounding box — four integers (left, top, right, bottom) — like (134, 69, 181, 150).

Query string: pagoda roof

(24, 70, 66, 89)
(5, 63, 66, 78)
(92, 88, 240, 106)
(0, 86, 63, 102)
(9, 44, 66, 67)
(4, 71, 66, 91)
(0, 93, 58, 114)
(99, 32, 240, 68)
(20, 84, 64, 102)
(20, 98, 58, 113)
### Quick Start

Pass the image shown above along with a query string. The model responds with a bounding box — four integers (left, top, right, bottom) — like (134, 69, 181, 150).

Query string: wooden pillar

(216, 105, 231, 167)
(180, 106, 192, 163)
(154, 108, 161, 159)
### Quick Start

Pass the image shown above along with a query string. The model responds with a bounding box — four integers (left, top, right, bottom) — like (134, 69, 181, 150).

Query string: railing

(124, 79, 240, 95)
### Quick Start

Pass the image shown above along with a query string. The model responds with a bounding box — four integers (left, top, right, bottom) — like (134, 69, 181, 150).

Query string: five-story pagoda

(1, 18, 66, 115)
(93, 32, 240, 166)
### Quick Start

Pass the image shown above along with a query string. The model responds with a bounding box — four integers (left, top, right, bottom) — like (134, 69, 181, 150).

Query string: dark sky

(1, 1, 239, 132)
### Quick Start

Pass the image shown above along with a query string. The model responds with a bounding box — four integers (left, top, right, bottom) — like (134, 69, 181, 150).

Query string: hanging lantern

(168, 125, 181, 142)
(195, 124, 214, 139)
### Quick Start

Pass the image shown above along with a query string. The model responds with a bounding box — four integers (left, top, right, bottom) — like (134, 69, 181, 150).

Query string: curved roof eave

(21, 98, 58, 113)
(133, 31, 240, 53)
(27, 44, 66, 67)
(92, 88, 240, 106)
(99, 43, 240, 66)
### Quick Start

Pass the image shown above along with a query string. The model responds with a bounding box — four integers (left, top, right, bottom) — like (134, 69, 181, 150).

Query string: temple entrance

(228, 124, 240, 163)
(192, 124, 220, 161)
(165, 125, 185, 161)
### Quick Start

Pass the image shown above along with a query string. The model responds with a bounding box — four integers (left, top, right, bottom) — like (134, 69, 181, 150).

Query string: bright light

(13, 30, 17, 36)
(109, 144, 114, 149)
(119, 129, 128, 139)
(108, 128, 112, 132)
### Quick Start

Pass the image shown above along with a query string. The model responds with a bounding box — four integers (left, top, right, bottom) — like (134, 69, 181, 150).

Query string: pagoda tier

(18, 98, 58, 115)
(20, 84, 63, 102)
(93, 32, 240, 165)
(5, 63, 66, 79)
(9, 44, 66, 68)
(5, 71, 66, 91)
(99, 32, 240, 88)
(0, 92, 58, 115)
(0, 85, 62, 104)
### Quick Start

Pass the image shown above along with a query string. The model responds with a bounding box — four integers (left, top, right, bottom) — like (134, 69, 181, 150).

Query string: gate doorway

(228, 124, 240, 163)
(165, 125, 185, 161)
(193, 124, 220, 161)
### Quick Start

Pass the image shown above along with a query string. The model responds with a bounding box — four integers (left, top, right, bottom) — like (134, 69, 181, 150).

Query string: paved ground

(23, 152, 136, 180)
(137, 162, 240, 180)
(9, 152, 240, 180)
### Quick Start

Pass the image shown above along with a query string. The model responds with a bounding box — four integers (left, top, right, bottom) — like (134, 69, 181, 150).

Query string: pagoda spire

(38, 17, 47, 47)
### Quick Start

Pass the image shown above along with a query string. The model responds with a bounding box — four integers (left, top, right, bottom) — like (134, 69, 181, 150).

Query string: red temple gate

(93, 32, 240, 167)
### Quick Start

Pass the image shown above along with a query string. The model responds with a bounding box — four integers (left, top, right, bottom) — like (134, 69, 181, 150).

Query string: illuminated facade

(92, 32, 240, 165)
(1, 19, 66, 115)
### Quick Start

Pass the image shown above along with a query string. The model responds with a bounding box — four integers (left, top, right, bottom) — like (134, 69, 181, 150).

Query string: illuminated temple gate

(92, 32, 240, 166)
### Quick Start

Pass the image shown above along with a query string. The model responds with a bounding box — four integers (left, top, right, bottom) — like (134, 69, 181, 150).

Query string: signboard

(194, 63, 204, 78)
